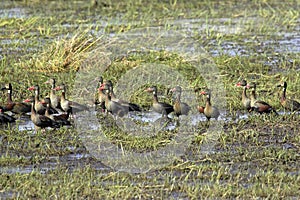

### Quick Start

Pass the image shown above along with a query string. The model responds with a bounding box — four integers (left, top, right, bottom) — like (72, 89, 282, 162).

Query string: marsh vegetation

(0, 0, 300, 199)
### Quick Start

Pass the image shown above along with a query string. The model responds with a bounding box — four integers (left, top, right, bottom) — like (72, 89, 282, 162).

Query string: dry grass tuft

(19, 30, 102, 73)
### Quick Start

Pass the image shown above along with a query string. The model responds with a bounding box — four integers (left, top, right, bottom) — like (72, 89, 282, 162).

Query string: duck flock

(0, 77, 299, 130)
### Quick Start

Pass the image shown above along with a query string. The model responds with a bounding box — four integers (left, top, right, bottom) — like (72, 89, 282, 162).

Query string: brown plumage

(94, 76, 106, 111)
(25, 99, 60, 130)
(277, 81, 300, 112)
(105, 80, 141, 112)
(249, 83, 278, 115)
(0, 107, 16, 123)
(200, 89, 220, 121)
(27, 85, 58, 115)
(100, 83, 128, 117)
(54, 84, 89, 115)
(145, 86, 174, 117)
(1, 83, 31, 114)
(170, 86, 191, 117)
(45, 78, 62, 110)
(45, 104, 71, 126)
(197, 106, 205, 114)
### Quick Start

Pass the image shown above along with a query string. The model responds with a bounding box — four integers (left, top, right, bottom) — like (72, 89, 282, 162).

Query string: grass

(0, 0, 300, 199)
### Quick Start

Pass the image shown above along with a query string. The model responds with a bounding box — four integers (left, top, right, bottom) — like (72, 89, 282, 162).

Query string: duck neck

(61, 89, 66, 101)
(281, 86, 287, 101)
(31, 102, 36, 115)
(153, 91, 159, 103)
(175, 92, 181, 103)
(7, 89, 13, 103)
(35, 88, 40, 102)
(50, 82, 56, 97)
(250, 89, 256, 101)
(206, 95, 212, 108)
(110, 87, 117, 99)
(242, 86, 248, 100)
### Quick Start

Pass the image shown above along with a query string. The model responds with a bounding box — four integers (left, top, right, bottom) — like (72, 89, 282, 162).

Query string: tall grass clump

(19, 29, 101, 73)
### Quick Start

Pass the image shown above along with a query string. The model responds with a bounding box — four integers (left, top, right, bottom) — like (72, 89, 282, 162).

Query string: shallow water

(3, 108, 297, 133)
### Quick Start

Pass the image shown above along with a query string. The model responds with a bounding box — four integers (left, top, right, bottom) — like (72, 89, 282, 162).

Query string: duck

(105, 80, 141, 112)
(145, 86, 174, 117)
(0, 107, 16, 124)
(236, 80, 251, 111)
(1, 83, 31, 114)
(27, 85, 58, 115)
(94, 76, 106, 111)
(45, 103, 71, 126)
(53, 84, 89, 115)
(100, 82, 128, 117)
(249, 83, 278, 115)
(170, 86, 191, 117)
(199, 89, 220, 120)
(44, 78, 61, 110)
(277, 81, 300, 112)
(24, 98, 60, 130)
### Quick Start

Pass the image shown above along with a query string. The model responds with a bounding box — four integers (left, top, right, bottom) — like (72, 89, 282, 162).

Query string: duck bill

(145, 88, 154, 92)
(53, 86, 61, 91)
(23, 99, 32, 103)
(27, 86, 35, 91)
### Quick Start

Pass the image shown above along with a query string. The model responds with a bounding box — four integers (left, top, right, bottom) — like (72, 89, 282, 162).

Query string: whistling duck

(200, 89, 220, 120)
(94, 76, 106, 111)
(100, 83, 128, 117)
(236, 80, 251, 111)
(54, 84, 89, 114)
(24, 98, 60, 130)
(170, 86, 191, 117)
(45, 103, 71, 126)
(105, 80, 141, 112)
(45, 78, 61, 110)
(0, 108, 16, 123)
(277, 81, 300, 112)
(145, 86, 174, 117)
(249, 83, 278, 115)
(27, 85, 57, 115)
(1, 83, 31, 114)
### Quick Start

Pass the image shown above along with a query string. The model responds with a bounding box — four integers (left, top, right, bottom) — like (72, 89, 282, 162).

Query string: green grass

(0, 0, 299, 199)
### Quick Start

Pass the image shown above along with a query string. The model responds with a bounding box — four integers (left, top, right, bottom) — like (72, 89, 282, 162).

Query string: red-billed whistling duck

(249, 83, 278, 115)
(27, 85, 57, 115)
(200, 89, 220, 120)
(45, 78, 62, 110)
(277, 81, 300, 112)
(1, 83, 31, 114)
(24, 98, 60, 130)
(54, 84, 89, 114)
(105, 80, 141, 112)
(0, 107, 16, 123)
(145, 86, 174, 118)
(170, 86, 191, 117)
(94, 76, 106, 111)
(45, 103, 71, 126)
(236, 80, 251, 111)
(100, 82, 128, 117)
